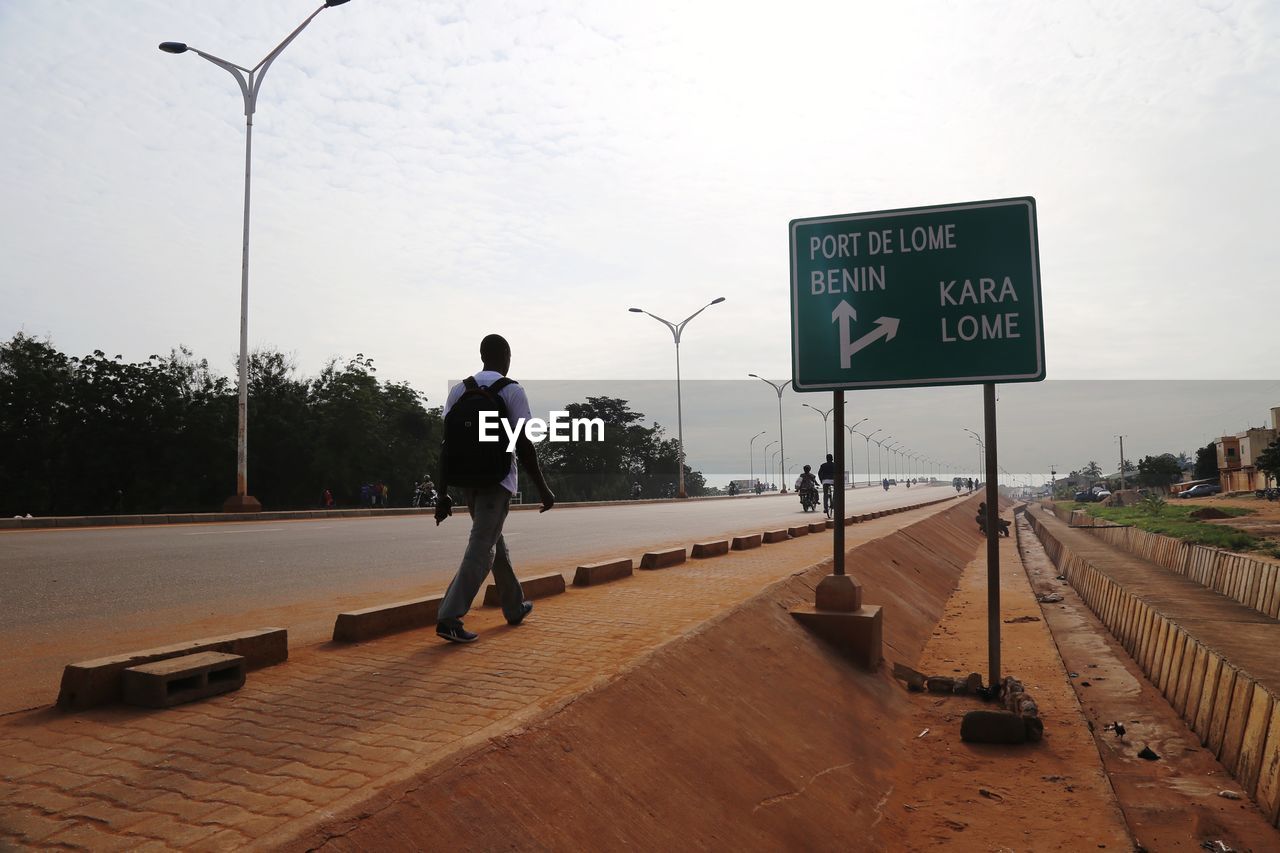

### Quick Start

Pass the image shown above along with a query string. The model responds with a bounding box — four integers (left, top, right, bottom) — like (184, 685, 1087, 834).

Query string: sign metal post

(788, 197, 1043, 681)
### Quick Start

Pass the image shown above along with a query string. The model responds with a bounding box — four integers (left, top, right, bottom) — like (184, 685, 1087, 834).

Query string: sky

(2, 1, 1278, 481)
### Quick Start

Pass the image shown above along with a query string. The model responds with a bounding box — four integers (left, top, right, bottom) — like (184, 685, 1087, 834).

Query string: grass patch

(1057, 501, 1261, 553)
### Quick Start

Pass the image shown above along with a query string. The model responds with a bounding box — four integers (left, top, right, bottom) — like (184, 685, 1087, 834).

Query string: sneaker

(436, 621, 478, 644)
(507, 600, 533, 626)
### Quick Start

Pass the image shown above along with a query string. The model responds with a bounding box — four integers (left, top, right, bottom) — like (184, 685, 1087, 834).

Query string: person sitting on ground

(976, 501, 1011, 537)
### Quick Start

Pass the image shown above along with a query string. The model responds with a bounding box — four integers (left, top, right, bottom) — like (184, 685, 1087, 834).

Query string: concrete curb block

(573, 559, 634, 587)
(122, 652, 246, 709)
(763, 530, 790, 543)
(332, 596, 443, 644)
(640, 548, 687, 570)
(787, 525, 810, 537)
(691, 540, 730, 559)
(485, 572, 566, 606)
(731, 534, 763, 551)
(807, 522, 827, 533)
(57, 628, 286, 711)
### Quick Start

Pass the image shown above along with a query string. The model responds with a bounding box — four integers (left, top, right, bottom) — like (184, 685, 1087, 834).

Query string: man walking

(434, 334, 555, 643)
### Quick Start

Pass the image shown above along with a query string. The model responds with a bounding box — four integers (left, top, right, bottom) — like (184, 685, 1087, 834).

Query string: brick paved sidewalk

(0, 502, 954, 851)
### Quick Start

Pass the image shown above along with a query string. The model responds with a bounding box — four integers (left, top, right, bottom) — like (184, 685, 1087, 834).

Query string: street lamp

(870, 435, 890, 481)
(844, 417, 867, 487)
(748, 430, 766, 494)
(872, 434, 892, 484)
(772, 449, 783, 490)
(762, 440, 778, 491)
(857, 427, 882, 487)
(802, 402, 843, 457)
(748, 374, 790, 493)
(964, 428, 984, 484)
(629, 297, 726, 498)
(1116, 434, 1128, 492)
(160, 0, 353, 513)
(886, 441, 902, 481)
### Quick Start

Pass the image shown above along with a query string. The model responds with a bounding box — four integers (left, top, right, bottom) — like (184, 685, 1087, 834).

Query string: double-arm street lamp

(160, 0, 353, 513)
(872, 434, 891, 484)
(748, 374, 789, 493)
(762, 440, 778, 490)
(964, 428, 985, 482)
(748, 430, 766, 493)
(856, 427, 882, 487)
(629, 297, 726, 498)
(844, 417, 868, 487)
(802, 401, 844, 457)
(886, 441, 903, 481)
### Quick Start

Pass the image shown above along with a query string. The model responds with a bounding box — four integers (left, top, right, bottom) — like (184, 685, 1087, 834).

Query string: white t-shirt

(444, 370, 532, 495)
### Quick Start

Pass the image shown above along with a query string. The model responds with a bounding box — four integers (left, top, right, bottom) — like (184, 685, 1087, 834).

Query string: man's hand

(434, 493, 453, 525)
(539, 489, 556, 513)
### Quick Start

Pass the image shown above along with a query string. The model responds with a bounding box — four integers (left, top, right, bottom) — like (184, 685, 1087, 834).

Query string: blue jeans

(438, 485, 526, 624)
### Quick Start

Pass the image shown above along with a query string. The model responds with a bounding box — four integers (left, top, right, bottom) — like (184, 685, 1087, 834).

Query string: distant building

(1215, 406, 1280, 493)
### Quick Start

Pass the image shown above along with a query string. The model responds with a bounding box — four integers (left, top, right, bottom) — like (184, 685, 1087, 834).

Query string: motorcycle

(412, 484, 437, 508)
(799, 485, 819, 512)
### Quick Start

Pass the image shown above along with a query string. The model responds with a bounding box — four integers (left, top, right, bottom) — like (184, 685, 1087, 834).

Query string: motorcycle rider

(795, 465, 819, 510)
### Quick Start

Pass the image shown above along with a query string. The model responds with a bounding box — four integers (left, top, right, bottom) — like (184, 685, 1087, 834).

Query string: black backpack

(440, 376, 518, 489)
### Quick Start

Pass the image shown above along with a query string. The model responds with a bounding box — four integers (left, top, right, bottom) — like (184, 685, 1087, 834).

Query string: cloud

(1, 0, 1277, 423)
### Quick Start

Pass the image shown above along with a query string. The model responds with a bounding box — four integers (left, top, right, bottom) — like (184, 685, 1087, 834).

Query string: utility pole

(1117, 435, 1127, 492)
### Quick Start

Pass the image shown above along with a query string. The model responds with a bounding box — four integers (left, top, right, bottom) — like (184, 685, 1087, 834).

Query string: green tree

(0, 334, 437, 515)
(0, 333, 75, 515)
(1081, 461, 1103, 481)
(1137, 453, 1182, 490)
(1194, 441, 1219, 481)
(1257, 438, 1280, 488)
(535, 397, 708, 501)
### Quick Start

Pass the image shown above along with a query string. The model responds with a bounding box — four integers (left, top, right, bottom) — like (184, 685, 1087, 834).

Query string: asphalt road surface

(0, 485, 954, 713)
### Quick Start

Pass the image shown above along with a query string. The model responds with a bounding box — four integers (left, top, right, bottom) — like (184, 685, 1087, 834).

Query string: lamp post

(772, 449, 783, 490)
(802, 402, 842, 457)
(762, 440, 777, 491)
(858, 427, 882, 487)
(748, 430, 766, 494)
(886, 441, 902, 481)
(844, 417, 868, 488)
(872, 434, 892, 484)
(964, 428, 984, 484)
(748, 374, 789, 493)
(629, 297, 726, 498)
(1116, 434, 1128, 492)
(160, 0, 353, 512)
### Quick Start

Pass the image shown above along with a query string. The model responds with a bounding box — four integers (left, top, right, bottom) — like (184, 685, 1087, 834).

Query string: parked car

(1093, 489, 1112, 501)
(1074, 490, 1095, 502)
(1178, 484, 1221, 498)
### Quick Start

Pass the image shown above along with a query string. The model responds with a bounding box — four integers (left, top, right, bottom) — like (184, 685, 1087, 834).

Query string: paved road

(0, 485, 955, 713)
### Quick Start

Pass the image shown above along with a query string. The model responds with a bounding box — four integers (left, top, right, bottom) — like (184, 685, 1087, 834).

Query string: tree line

(0, 333, 705, 517)
(1060, 437, 1280, 494)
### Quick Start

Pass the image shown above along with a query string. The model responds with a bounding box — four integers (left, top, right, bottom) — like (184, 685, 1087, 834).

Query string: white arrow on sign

(831, 299, 900, 368)
(831, 301, 856, 366)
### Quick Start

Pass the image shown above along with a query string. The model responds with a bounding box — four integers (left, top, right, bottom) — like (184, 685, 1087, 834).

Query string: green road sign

(789, 197, 1043, 391)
